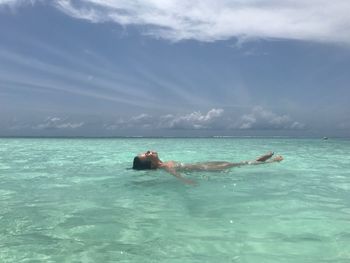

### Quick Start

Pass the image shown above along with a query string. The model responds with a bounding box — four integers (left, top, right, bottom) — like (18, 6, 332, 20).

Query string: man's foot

(256, 151, 274, 162)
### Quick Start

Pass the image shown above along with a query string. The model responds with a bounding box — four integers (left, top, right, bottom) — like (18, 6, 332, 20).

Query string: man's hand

(164, 167, 197, 185)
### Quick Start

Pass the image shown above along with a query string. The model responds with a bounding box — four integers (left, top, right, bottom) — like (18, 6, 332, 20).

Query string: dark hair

(132, 156, 153, 170)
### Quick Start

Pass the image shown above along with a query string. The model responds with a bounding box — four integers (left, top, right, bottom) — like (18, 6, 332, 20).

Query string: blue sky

(1, 0, 350, 137)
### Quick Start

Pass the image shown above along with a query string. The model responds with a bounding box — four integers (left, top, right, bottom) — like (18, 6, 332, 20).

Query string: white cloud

(106, 109, 224, 130)
(52, 0, 350, 44)
(34, 117, 84, 130)
(237, 106, 305, 130)
(2, 0, 350, 44)
(160, 108, 224, 129)
(290, 121, 305, 130)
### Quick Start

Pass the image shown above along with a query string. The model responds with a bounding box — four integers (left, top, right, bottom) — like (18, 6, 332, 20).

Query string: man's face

(138, 150, 159, 162)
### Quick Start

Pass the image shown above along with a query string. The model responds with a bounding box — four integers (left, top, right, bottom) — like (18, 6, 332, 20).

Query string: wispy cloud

(0, 46, 159, 107)
(8, 116, 84, 131)
(106, 113, 155, 130)
(45, 0, 350, 44)
(0, 0, 36, 7)
(1, 42, 189, 111)
(34, 117, 84, 130)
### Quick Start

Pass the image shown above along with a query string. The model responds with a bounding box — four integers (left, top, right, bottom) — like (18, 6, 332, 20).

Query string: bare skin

(136, 151, 284, 185)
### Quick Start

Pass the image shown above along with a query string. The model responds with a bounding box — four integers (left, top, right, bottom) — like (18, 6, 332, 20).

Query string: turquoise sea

(1, 138, 350, 262)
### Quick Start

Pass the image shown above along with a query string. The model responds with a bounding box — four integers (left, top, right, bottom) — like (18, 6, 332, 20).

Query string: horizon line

(0, 135, 346, 139)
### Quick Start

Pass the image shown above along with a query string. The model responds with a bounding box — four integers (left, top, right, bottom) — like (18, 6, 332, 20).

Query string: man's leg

(181, 152, 281, 171)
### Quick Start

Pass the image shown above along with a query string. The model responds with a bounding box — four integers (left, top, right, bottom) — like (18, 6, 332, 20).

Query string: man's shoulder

(162, 161, 176, 168)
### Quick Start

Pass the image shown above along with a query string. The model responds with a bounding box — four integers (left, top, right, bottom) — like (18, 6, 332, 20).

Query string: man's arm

(163, 167, 196, 185)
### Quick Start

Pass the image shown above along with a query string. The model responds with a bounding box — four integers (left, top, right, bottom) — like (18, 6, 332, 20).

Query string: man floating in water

(133, 151, 283, 185)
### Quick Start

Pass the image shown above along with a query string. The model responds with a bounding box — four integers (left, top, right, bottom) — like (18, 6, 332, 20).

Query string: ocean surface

(1, 138, 350, 262)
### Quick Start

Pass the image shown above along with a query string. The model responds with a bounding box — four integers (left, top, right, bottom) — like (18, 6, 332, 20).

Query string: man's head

(132, 150, 160, 170)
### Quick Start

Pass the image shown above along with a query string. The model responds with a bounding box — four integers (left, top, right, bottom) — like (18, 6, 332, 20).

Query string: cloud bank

(1, 0, 350, 44)
(106, 108, 304, 131)
(237, 106, 305, 130)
